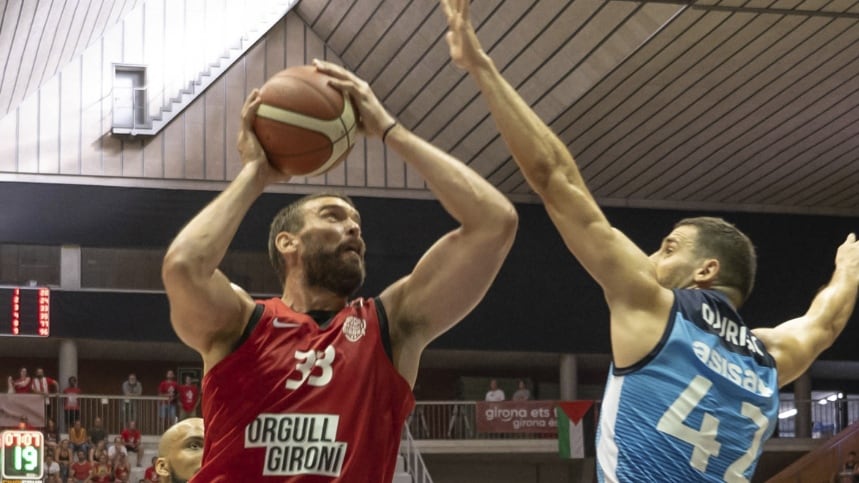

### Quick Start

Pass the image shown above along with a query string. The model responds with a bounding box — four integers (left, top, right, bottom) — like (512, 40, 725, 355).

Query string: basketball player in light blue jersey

(440, 1, 859, 481)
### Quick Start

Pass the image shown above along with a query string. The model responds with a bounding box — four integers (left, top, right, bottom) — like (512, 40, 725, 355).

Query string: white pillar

(60, 245, 81, 289)
(560, 354, 578, 400)
(58, 339, 78, 432)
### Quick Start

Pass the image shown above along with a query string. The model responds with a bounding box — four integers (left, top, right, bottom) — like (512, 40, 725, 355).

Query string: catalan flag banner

(556, 401, 595, 459)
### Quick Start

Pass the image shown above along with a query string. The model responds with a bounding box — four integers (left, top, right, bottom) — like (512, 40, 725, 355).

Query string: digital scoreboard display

(0, 429, 43, 480)
(0, 287, 50, 337)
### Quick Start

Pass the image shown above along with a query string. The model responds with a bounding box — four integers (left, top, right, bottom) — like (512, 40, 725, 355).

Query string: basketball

(253, 65, 357, 176)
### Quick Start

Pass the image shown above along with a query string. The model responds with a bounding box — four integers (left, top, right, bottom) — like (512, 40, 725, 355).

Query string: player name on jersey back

(245, 413, 347, 477)
(699, 302, 767, 359)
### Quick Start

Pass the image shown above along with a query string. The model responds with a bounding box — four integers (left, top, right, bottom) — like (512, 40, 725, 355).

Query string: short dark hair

(675, 217, 757, 304)
(268, 192, 356, 286)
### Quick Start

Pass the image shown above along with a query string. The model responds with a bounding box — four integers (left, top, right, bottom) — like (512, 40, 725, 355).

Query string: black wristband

(382, 122, 398, 144)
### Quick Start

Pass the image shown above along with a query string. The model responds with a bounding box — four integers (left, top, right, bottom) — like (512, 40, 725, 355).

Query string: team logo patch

(342, 316, 366, 342)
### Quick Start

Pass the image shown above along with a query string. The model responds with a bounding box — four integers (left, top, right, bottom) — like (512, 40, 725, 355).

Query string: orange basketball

(253, 65, 357, 176)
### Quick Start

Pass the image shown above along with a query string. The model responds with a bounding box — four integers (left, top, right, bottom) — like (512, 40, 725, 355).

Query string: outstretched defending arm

(754, 234, 859, 387)
(161, 91, 290, 371)
(440, 0, 656, 302)
(315, 59, 518, 387)
(440, 0, 671, 366)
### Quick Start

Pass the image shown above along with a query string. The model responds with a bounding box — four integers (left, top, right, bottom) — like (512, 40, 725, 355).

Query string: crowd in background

(4, 365, 200, 482)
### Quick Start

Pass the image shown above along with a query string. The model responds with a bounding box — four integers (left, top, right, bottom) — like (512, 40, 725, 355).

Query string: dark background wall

(2, 181, 858, 360)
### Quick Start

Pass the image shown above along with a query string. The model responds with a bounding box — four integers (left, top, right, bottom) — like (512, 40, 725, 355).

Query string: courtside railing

(777, 396, 859, 438)
(7, 394, 175, 436)
(7, 395, 857, 441)
(400, 424, 433, 483)
(406, 398, 859, 441)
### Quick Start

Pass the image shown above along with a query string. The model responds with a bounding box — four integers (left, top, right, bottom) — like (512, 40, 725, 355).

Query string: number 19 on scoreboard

(1, 430, 43, 480)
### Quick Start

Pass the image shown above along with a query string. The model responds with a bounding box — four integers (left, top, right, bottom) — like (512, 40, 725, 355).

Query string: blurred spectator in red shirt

(178, 374, 200, 420)
(158, 370, 178, 424)
(63, 376, 82, 431)
(7, 367, 31, 393)
(121, 420, 144, 467)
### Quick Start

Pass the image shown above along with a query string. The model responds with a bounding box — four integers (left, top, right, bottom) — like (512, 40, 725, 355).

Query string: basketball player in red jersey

(162, 59, 518, 482)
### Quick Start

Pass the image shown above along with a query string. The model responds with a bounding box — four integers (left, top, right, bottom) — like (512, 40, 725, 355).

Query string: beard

(301, 236, 366, 297)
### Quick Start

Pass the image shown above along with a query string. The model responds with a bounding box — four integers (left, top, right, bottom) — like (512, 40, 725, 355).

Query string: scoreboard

(0, 287, 50, 337)
(0, 429, 43, 481)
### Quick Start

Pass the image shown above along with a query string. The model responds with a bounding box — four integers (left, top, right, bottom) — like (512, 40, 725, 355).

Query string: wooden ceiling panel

(675, 21, 859, 201)
(760, 113, 859, 205)
(334, 0, 400, 68)
(727, 80, 859, 183)
(621, 20, 837, 198)
(0, 0, 37, 113)
(583, 10, 762, 192)
(5, 0, 859, 215)
(625, 12, 856, 201)
(608, 13, 808, 197)
(0, 0, 138, 119)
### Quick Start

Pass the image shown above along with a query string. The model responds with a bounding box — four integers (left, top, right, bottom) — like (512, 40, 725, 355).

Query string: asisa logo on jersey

(342, 316, 366, 342)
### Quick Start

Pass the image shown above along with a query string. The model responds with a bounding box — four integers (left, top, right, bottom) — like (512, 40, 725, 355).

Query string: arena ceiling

(2, 0, 859, 216)
(297, 0, 859, 216)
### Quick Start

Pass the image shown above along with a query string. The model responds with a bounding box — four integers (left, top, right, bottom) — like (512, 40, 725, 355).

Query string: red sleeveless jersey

(193, 297, 415, 482)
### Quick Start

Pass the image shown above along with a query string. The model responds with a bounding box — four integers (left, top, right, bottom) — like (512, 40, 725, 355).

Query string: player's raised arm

(161, 90, 290, 370)
(439, 0, 660, 311)
(315, 59, 518, 386)
(753, 233, 859, 387)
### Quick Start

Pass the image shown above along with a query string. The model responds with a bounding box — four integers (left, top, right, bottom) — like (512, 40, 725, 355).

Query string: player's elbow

(161, 248, 198, 291)
(484, 202, 518, 252)
(497, 203, 519, 236)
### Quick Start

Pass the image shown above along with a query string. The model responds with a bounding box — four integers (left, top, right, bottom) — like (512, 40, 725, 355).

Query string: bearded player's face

(298, 197, 366, 297)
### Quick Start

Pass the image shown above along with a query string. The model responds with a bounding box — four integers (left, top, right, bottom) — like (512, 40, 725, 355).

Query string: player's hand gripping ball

(253, 65, 358, 176)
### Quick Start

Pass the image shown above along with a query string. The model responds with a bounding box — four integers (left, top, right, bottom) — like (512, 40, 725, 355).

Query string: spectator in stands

(158, 370, 179, 424)
(143, 456, 159, 482)
(43, 417, 59, 451)
(63, 376, 82, 431)
(44, 452, 61, 482)
(89, 438, 108, 464)
(88, 416, 107, 450)
(121, 420, 143, 467)
(114, 452, 132, 483)
(30, 367, 59, 421)
(484, 379, 505, 402)
(70, 450, 92, 483)
(177, 374, 200, 420)
(512, 379, 532, 401)
(17, 415, 34, 429)
(30, 367, 58, 394)
(7, 367, 31, 393)
(90, 453, 112, 483)
(57, 439, 72, 482)
(122, 373, 143, 424)
(108, 436, 128, 464)
(155, 418, 204, 483)
(69, 419, 90, 455)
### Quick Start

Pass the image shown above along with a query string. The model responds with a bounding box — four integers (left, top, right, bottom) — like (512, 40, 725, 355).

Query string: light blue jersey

(596, 289, 778, 482)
